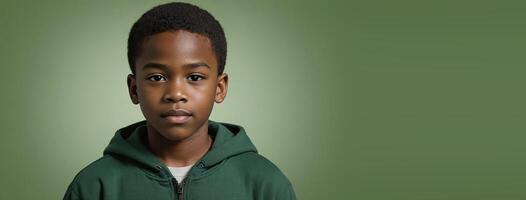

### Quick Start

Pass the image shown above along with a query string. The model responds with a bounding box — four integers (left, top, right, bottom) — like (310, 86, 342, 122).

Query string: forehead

(137, 30, 217, 70)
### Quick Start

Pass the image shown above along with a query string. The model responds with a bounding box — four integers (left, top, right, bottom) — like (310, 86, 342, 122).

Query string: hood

(103, 120, 258, 178)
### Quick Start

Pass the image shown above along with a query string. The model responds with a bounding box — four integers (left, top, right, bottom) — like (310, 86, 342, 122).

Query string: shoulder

(63, 156, 125, 199)
(231, 152, 289, 180)
(72, 155, 125, 181)
(227, 152, 296, 199)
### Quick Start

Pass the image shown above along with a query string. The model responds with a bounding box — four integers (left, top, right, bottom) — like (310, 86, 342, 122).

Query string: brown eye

(187, 74, 204, 81)
(147, 75, 166, 82)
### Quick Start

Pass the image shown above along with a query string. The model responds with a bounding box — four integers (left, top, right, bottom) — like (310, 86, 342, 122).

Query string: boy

(63, 2, 296, 200)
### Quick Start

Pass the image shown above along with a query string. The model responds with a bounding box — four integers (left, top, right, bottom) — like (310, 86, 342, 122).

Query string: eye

(147, 75, 166, 82)
(187, 74, 204, 82)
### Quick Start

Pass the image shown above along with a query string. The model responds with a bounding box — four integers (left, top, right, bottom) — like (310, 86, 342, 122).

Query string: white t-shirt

(168, 164, 194, 183)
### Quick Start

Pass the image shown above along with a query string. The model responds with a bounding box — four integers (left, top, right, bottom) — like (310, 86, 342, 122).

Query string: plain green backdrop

(1, 0, 525, 199)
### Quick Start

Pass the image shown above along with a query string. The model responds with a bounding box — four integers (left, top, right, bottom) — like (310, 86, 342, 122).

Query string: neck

(146, 121, 212, 167)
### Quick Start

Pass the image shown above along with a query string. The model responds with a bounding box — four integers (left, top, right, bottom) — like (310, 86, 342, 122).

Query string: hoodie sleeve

(254, 155, 297, 200)
(62, 186, 81, 200)
(63, 162, 105, 200)
(258, 171, 297, 200)
(62, 176, 102, 200)
(243, 153, 296, 200)
(274, 180, 297, 200)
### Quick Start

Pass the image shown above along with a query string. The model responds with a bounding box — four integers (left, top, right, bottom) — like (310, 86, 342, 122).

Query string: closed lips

(162, 109, 192, 117)
(161, 109, 192, 124)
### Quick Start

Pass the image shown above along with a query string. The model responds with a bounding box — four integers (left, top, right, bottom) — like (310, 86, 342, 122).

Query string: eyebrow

(142, 62, 210, 71)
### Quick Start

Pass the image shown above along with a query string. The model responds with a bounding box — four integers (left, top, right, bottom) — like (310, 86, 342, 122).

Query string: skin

(126, 30, 228, 167)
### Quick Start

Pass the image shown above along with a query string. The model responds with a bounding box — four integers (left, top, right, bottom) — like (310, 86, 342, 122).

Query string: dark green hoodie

(63, 120, 296, 200)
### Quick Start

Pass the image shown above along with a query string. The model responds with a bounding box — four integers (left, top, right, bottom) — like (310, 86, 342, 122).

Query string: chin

(161, 126, 194, 141)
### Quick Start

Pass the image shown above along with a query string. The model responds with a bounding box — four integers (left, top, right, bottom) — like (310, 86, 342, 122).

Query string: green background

(1, 0, 525, 199)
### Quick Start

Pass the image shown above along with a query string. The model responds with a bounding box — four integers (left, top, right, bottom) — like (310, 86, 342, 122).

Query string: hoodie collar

(103, 120, 257, 178)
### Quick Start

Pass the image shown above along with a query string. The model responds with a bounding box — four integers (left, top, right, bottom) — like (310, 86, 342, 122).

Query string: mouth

(161, 109, 192, 124)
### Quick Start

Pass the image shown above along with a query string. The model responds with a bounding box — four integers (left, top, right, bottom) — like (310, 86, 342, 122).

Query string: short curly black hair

(127, 2, 227, 75)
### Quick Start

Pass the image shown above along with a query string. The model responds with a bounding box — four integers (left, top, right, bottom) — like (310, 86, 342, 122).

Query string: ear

(127, 74, 139, 104)
(215, 73, 228, 103)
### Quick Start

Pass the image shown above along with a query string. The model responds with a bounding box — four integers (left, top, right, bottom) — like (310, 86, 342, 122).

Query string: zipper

(177, 178, 186, 200)
(170, 161, 201, 200)
(172, 177, 183, 200)
(172, 177, 187, 200)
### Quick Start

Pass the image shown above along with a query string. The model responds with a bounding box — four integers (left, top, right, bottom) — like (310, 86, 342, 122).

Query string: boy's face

(127, 30, 228, 141)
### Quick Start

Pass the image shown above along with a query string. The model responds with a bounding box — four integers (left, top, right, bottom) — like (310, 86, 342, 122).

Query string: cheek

(138, 92, 162, 122)
(189, 83, 216, 110)
(188, 79, 214, 94)
(137, 86, 163, 111)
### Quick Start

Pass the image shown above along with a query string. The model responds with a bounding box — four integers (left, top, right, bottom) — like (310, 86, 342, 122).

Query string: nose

(163, 79, 188, 103)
